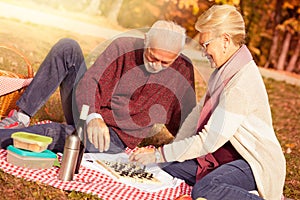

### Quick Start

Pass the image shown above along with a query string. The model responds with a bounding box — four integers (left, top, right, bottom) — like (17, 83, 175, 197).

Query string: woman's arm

(130, 85, 249, 164)
(162, 86, 249, 162)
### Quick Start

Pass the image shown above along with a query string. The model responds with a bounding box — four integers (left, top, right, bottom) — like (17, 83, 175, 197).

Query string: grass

(0, 12, 299, 200)
(0, 168, 101, 200)
(264, 78, 300, 198)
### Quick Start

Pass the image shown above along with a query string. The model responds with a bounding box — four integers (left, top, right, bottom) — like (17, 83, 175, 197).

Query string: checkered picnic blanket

(0, 76, 33, 96)
(0, 149, 192, 200)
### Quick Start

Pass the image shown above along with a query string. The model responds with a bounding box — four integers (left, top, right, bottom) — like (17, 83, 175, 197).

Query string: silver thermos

(58, 134, 80, 181)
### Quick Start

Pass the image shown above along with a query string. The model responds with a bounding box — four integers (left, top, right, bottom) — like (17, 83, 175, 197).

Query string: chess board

(96, 160, 161, 184)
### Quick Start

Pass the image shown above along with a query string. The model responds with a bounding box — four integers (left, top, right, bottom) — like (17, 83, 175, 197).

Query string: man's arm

(75, 38, 127, 151)
(75, 41, 121, 115)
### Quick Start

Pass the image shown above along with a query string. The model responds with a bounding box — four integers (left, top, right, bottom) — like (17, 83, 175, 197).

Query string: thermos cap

(65, 135, 80, 149)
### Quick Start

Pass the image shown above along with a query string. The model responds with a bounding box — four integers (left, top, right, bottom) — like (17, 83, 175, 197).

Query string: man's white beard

(143, 54, 166, 73)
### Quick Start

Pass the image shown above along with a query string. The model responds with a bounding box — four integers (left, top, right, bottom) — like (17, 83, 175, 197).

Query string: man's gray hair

(145, 20, 186, 53)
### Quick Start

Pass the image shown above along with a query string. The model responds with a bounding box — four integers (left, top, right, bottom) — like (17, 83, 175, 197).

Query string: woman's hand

(129, 147, 156, 165)
(87, 118, 110, 152)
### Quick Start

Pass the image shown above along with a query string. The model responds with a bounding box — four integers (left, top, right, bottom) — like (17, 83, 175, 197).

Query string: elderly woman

(130, 5, 286, 200)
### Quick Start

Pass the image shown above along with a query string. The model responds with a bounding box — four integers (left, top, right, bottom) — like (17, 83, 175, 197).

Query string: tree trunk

(239, 0, 244, 17)
(277, 31, 292, 70)
(107, 0, 124, 23)
(286, 37, 300, 72)
(264, 30, 280, 68)
(264, 0, 283, 68)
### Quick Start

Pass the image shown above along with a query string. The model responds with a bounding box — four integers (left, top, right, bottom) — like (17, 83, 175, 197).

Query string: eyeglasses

(200, 38, 216, 51)
(200, 38, 216, 56)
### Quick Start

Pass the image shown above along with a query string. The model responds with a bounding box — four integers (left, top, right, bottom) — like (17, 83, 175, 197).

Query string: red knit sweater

(76, 37, 196, 148)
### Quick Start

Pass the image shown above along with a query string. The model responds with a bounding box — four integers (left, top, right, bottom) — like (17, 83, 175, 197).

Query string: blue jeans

(0, 38, 126, 154)
(161, 159, 263, 200)
(17, 38, 85, 124)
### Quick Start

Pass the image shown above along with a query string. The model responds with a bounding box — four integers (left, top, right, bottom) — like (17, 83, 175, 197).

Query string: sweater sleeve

(162, 85, 249, 162)
(75, 38, 125, 115)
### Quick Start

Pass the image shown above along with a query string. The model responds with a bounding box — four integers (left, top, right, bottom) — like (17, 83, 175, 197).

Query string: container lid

(11, 132, 53, 146)
(7, 145, 57, 158)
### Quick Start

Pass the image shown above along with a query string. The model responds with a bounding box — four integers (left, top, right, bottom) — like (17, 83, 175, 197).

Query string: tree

(162, 0, 213, 38)
(264, 0, 284, 69)
(278, 1, 300, 72)
(286, 37, 300, 72)
(277, 28, 293, 70)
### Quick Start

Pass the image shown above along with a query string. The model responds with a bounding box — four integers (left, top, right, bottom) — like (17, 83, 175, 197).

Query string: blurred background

(19, 0, 300, 74)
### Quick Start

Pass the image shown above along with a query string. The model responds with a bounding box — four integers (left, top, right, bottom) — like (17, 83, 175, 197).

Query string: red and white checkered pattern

(0, 149, 191, 199)
(0, 76, 33, 96)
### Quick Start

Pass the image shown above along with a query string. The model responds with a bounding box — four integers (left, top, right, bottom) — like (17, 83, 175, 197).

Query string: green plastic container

(11, 132, 53, 152)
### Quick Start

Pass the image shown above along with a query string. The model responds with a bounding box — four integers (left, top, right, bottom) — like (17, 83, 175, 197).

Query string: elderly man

(0, 20, 196, 153)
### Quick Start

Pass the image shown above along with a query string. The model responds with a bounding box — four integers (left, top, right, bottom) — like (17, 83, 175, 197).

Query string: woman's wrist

(154, 148, 161, 163)
(154, 147, 166, 163)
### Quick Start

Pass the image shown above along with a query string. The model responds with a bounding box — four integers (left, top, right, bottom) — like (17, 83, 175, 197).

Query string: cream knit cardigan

(162, 61, 286, 200)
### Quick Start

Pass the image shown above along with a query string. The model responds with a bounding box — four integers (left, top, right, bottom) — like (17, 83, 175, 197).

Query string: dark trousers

(161, 159, 262, 200)
(0, 38, 126, 154)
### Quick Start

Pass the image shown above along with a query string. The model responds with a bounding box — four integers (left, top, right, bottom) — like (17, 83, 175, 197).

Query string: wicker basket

(0, 45, 34, 119)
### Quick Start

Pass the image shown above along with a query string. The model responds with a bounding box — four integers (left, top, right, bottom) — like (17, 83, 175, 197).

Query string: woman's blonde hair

(195, 5, 246, 46)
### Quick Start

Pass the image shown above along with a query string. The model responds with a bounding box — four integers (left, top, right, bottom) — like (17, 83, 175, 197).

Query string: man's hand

(87, 118, 110, 152)
(129, 148, 156, 165)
